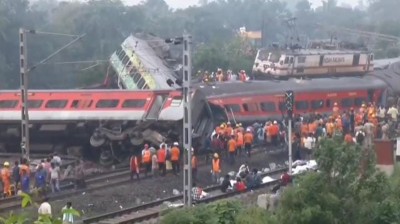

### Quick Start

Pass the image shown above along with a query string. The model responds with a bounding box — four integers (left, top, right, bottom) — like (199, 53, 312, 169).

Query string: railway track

(81, 167, 286, 224)
(0, 167, 130, 212)
(0, 146, 283, 214)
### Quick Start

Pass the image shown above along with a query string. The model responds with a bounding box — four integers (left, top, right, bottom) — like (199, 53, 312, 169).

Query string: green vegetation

(0, 192, 80, 224)
(0, 0, 399, 88)
(161, 138, 400, 224)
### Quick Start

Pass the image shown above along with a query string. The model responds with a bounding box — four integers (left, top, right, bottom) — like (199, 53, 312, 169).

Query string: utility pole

(182, 33, 193, 207)
(18, 28, 85, 160)
(19, 29, 29, 160)
(165, 33, 193, 207)
(285, 90, 294, 174)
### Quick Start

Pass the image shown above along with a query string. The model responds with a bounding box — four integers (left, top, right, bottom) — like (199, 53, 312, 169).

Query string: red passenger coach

(0, 89, 217, 165)
(0, 90, 185, 122)
(201, 75, 387, 122)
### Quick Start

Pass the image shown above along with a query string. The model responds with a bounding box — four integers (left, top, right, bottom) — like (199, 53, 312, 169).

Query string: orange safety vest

(212, 159, 221, 173)
(308, 122, 317, 135)
(301, 124, 309, 135)
(20, 164, 30, 176)
(243, 133, 253, 144)
(326, 122, 334, 136)
(157, 149, 166, 163)
(142, 150, 151, 163)
(228, 139, 236, 152)
(236, 132, 244, 146)
(225, 127, 233, 136)
(130, 156, 140, 172)
(1, 168, 11, 194)
(192, 156, 198, 169)
(171, 147, 180, 161)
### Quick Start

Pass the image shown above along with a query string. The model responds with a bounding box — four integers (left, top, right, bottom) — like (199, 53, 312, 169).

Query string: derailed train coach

(200, 75, 389, 125)
(0, 88, 221, 165)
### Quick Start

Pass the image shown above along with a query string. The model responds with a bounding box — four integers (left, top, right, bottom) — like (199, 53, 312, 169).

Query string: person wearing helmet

(1, 161, 11, 197)
(211, 153, 221, 183)
(225, 122, 233, 137)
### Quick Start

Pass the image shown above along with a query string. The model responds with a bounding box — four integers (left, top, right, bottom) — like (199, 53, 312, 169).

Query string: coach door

(144, 93, 168, 120)
(353, 54, 360, 66)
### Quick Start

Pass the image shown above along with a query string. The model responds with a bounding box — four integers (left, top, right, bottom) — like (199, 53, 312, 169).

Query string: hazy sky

(124, 0, 363, 9)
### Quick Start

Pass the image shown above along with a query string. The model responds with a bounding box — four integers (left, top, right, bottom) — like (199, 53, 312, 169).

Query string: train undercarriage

(0, 102, 221, 166)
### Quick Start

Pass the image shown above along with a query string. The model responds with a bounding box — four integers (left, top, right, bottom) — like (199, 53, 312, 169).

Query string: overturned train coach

(0, 89, 221, 165)
(199, 74, 392, 124)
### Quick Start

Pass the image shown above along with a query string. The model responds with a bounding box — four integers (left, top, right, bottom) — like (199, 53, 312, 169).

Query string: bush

(235, 207, 278, 224)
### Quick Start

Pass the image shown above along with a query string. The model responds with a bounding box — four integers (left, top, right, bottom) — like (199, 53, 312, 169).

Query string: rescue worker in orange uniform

(227, 136, 237, 165)
(225, 122, 233, 138)
(130, 154, 140, 180)
(326, 118, 335, 137)
(142, 144, 152, 177)
(191, 148, 198, 182)
(1, 161, 11, 197)
(270, 121, 280, 147)
(19, 159, 30, 177)
(157, 144, 167, 176)
(332, 102, 340, 118)
(308, 120, 318, 136)
(301, 121, 309, 137)
(243, 130, 254, 158)
(211, 153, 221, 183)
(236, 130, 244, 156)
(170, 142, 181, 175)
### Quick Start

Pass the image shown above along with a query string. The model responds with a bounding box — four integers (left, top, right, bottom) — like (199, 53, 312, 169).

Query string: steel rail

(82, 167, 286, 224)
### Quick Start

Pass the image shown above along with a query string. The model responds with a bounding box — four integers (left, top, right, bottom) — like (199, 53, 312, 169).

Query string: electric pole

(285, 90, 294, 174)
(18, 28, 85, 160)
(182, 33, 193, 207)
(165, 33, 193, 207)
(19, 28, 29, 160)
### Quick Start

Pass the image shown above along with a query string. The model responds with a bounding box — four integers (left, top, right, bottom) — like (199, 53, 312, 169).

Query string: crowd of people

(199, 68, 249, 83)
(0, 153, 86, 199)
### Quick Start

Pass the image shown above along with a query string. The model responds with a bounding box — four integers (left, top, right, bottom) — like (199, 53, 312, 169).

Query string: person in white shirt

(378, 105, 386, 120)
(303, 133, 316, 160)
(304, 134, 316, 150)
(387, 105, 398, 122)
(38, 197, 52, 217)
(50, 163, 61, 193)
(51, 153, 62, 167)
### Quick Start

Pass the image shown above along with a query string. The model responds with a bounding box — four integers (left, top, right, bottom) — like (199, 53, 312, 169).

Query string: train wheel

(99, 150, 114, 167)
(129, 131, 144, 146)
(90, 134, 106, 148)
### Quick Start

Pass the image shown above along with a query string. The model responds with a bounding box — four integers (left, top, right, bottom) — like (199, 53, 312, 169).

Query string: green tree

(276, 138, 400, 224)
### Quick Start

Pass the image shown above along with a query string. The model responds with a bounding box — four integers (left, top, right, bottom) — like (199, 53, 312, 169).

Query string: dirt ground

(8, 147, 288, 221)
